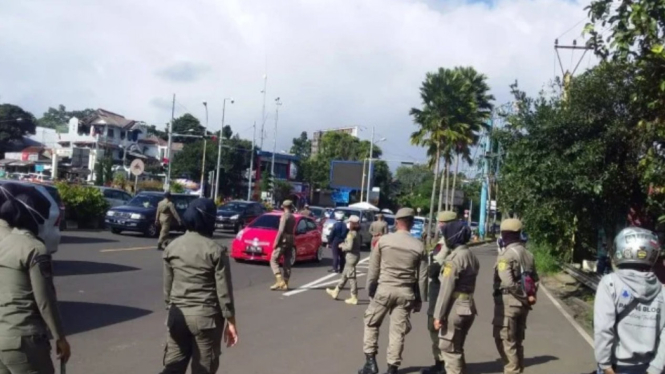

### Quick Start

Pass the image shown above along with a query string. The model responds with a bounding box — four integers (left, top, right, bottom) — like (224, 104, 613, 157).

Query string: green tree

(273, 180, 293, 203)
(497, 62, 646, 261)
(172, 114, 204, 143)
(94, 156, 114, 186)
(290, 131, 311, 159)
(410, 67, 493, 239)
(38, 105, 94, 131)
(585, 0, 665, 226)
(0, 104, 36, 156)
(147, 124, 168, 140)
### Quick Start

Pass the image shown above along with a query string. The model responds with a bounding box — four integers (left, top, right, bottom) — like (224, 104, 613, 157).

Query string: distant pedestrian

(269, 200, 296, 291)
(594, 227, 665, 374)
(422, 210, 456, 374)
(0, 183, 71, 373)
(299, 204, 312, 217)
(156, 192, 182, 250)
(369, 213, 388, 249)
(161, 198, 238, 374)
(327, 210, 348, 273)
(326, 215, 362, 305)
(493, 218, 538, 374)
(432, 216, 478, 374)
(358, 208, 428, 374)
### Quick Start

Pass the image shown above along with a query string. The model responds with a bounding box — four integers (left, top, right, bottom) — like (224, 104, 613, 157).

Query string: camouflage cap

(348, 215, 360, 223)
(437, 211, 457, 223)
(395, 207, 415, 219)
(500, 218, 523, 232)
(282, 200, 293, 207)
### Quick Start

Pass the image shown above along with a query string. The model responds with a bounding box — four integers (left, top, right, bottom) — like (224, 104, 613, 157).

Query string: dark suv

(216, 200, 265, 233)
(105, 191, 198, 237)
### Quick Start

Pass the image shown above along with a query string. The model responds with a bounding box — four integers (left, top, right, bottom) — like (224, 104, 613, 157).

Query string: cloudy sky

(0, 0, 595, 172)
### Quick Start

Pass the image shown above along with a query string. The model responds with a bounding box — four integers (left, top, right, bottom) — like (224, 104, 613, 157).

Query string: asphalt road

(53, 230, 597, 374)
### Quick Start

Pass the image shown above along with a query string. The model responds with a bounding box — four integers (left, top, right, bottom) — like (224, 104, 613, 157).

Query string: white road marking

(541, 284, 594, 348)
(284, 256, 370, 296)
(100, 246, 155, 253)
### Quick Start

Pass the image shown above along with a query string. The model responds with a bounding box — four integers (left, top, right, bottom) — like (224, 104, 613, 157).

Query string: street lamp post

(201, 102, 208, 198)
(365, 127, 386, 203)
(270, 98, 282, 204)
(214, 98, 233, 202)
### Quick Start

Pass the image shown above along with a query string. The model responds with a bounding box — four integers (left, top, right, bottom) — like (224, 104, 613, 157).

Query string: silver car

(94, 187, 133, 208)
(321, 207, 374, 248)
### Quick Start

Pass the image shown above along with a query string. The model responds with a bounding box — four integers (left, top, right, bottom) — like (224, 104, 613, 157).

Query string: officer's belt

(498, 289, 512, 295)
(452, 292, 472, 300)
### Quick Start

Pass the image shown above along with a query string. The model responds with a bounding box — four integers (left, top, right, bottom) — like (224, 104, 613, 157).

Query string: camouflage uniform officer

(269, 200, 296, 291)
(493, 218, 538, 374)
(162, 198, 238, 374)
(156, 192, 182, 250)
(369, 214, 389, 249)
(433, 219, 478, 374)
(326, 215, 362, 305)
(422, 211, 456, 374)
(0, 184, 71, 373)
(359, 208, 428, 374)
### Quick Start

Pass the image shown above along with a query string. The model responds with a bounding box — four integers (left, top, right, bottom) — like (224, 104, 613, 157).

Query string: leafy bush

(56, 182, 109, 226)
(137, 180, 184, 193)
(529, 242, 561, 275)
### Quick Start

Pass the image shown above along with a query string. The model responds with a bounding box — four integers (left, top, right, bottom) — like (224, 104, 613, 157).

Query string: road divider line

(284, 256, 371, 297)
(541, 284, 594, 348)
(100, 246, 156, 253)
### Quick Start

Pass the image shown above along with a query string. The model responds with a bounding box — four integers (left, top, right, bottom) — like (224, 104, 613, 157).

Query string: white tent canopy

(347, 202, 380, 212)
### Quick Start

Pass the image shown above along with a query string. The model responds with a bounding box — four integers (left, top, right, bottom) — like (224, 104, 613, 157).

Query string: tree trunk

(450, 153, 459, 211)
(427, 146, 441, 245)
(443, 158, 450, 211)
(437, 159, 446, 215)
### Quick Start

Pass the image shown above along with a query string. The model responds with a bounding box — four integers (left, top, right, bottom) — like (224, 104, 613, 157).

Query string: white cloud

(0, 0, 594, 170)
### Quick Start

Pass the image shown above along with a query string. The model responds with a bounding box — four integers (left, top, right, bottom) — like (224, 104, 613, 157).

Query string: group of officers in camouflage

(0, 180, 535, 374)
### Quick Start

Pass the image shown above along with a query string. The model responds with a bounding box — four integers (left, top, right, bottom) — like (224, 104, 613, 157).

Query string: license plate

(216, 224, 224, 228)
(246, 246, 262, 254)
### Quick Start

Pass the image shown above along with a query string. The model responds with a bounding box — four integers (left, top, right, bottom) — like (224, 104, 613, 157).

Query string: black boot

(358, 354, 378, 374)
(420, 360, 445, 374)
(383, 364, 398, 374)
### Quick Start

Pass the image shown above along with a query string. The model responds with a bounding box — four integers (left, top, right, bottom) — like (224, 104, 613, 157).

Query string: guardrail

(561, 263, 600, 291)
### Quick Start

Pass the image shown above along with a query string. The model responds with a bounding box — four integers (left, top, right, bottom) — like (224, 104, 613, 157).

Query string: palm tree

(411, 67, 494, 240)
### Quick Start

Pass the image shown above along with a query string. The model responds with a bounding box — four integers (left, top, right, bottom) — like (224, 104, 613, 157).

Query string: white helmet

(613, 227, 661, 267)
(334, 211, 345, 221)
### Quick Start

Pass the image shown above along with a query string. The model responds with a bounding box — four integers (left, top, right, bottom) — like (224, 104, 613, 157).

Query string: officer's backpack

(510, 247, 537, 305)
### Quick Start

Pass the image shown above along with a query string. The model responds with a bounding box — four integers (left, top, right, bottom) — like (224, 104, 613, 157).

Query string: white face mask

(346, 223, 351, 230)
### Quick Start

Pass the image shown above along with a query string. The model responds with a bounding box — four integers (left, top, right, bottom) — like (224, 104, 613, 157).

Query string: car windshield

(219, 202, 248, 211)
(42, 185, 63, 205)
(310, 207, 324, 217)
(384, 216, 395, 226)
(128, 194, 161, 208)
(333, 209, 361, 219)
(248, 214, 281, 230)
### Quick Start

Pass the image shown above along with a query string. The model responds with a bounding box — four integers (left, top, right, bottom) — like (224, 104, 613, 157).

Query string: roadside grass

(529, 242, 561, 275)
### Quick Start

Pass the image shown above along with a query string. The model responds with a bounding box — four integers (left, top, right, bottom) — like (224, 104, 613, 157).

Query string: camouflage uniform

(269, 200, 296, 291)
(493, 219, 538, 374)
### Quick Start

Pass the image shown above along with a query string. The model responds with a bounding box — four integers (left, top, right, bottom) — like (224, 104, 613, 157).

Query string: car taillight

(54, 212, 61, 227)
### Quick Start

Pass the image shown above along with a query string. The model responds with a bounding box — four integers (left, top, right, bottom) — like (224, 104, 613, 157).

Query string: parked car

(105, 191, 197, 237)
(215, 200, 265, 233)
(94, 186, 133, 208)
(410, 216, 430, 239)
(230, 212, 323, 265)
(307, 206, 328, 224)
(320, 207, 374, 248)
(0, 180, 62, 254)
(384, 214, 396, 233)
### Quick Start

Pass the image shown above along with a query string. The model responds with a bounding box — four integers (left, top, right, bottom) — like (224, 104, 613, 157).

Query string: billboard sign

(330, 160, 366, 190)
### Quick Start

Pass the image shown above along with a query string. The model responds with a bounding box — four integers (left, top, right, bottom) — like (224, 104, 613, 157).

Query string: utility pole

(215, 98, 233, 202)
(259, 75, 267, 149)
(271, 98, 281, 202)
(247, 121, 256, 201)
(201, 102, 208, 197)
(554, 39, 592, 101)
(478, 119, 492, 239)
(366, 126, 375, 203)
(165, 93, 175, 192)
